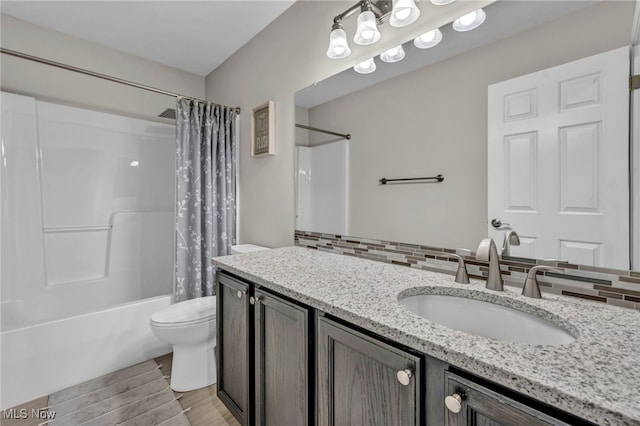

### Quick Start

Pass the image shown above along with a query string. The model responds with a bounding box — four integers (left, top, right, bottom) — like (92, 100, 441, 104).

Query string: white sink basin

(399, 294, 576, 345)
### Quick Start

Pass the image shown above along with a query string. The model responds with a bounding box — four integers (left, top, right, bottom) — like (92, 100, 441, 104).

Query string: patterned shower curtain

(174, 97, 237, 301)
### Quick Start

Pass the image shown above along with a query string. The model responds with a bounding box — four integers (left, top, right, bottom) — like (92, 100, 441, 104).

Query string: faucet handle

(523, 266, 562, 298)
(447, 254, 470, 284)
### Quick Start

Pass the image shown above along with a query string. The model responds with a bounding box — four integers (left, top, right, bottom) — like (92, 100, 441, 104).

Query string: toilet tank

(230, 244, 269, 254)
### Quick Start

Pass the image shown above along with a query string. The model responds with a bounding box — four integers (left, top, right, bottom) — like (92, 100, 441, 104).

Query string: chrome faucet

(476, 238, 503, 291)
(501, 230, 520, 257)
(522, 266, 561, 298)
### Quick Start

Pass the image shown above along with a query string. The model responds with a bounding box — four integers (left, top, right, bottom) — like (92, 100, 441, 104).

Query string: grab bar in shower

(43, 225, 112, 233)
(41, 210, 172, 234)
(379, 174, 445, 185)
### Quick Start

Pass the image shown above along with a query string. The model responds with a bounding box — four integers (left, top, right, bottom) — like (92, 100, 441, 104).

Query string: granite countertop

(213, 246, 640, 425)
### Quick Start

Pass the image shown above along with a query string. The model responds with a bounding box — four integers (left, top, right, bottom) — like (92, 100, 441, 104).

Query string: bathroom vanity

(213, 247, 640, 426)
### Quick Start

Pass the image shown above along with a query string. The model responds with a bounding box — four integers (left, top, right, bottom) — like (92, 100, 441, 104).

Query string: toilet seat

(150, 296, 216, 327)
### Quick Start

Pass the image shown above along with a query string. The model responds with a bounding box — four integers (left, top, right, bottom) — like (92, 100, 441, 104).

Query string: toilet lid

(151, 296, 216, 326)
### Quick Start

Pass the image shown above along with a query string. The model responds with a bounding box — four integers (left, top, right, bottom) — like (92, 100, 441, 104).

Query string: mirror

(294, 0, 637, 271)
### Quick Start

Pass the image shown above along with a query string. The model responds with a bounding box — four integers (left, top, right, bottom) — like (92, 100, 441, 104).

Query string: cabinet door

(254, 289, 310, 426)
(217, 273, 251, 425)
(317, 316, 422, 426)
(444, 372, 571, 426)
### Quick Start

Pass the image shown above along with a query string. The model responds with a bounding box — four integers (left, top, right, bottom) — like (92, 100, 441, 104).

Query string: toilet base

(169, 343, 216, 392)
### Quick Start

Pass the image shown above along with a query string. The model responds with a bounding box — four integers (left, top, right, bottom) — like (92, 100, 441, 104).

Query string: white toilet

(150, 244, 268, 392)
(150, 296, 217, 392)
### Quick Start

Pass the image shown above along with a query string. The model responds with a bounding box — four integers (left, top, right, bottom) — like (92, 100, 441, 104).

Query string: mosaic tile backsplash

(294, 230, 640, 311)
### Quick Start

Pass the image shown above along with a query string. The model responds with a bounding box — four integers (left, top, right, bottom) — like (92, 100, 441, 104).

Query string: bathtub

(1, 92, 176, 409)
(0, 295, 172, 410)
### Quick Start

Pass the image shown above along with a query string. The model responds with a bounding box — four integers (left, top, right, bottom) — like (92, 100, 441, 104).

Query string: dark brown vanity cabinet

(317, 316, 423, 426)
(217, 271, 592, 426)
(253, 288, 310, 426)
(444, 372, 573, 426)
(217, 273, 311, 426)
(217, 273, 252, 425)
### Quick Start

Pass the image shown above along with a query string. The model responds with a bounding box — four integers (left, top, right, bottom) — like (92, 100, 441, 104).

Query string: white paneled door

(488, 47, 629, 269)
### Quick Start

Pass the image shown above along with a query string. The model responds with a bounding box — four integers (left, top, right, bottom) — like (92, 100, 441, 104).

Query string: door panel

(559, 123, 600, 213)
(317, 316, 421, 426)
(217, 274, 251, 425)
(254, 289, 309, 426)
(503, 132, 537, 211)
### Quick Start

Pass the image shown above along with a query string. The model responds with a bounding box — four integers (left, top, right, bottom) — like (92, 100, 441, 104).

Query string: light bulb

(414, 28, 442, 49)
(459, 11, 477, 26)
(353, 58, 376, 74)
(452, 8, 486, 32)
(380, 45, 405, 63)
(361, 29, 376, 40)
(430, 0, 455, 5)
(423, 33, 435, 42)
(390, 0, 420, 28)
(395, 9, 411, 20)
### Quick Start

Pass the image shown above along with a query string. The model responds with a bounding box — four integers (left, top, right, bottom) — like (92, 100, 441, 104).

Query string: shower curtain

(174, 97, 237, 301)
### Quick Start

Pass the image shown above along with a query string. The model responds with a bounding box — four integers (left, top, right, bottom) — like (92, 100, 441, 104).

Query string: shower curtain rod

(0, 47, 241, 114)
(295, 123, 351, 140)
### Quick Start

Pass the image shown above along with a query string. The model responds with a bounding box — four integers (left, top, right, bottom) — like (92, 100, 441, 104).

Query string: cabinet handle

(445, 393, 463, 414)
(396, 369, 413, 386)
(236, 290, 246, 298)
(250, 296, 262, 305)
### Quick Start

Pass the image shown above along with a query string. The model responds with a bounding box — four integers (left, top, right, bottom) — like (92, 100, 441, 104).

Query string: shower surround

(0, 91, 175, 408)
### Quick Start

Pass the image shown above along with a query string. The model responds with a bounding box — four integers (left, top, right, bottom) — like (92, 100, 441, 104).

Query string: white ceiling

(0, 1, 296, 77)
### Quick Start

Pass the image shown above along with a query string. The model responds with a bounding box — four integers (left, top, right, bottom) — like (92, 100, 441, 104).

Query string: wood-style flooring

(155, 353, 239, 426)
(1, 353, 239, 426)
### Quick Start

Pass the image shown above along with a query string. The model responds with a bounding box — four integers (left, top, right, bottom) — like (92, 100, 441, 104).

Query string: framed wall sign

(251, 101, 275, 157)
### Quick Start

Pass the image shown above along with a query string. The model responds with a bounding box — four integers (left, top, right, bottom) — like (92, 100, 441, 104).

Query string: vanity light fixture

(452, 8, 486, 32)
(327, 21, 352, 59)
(389, 0, 420, 28)
(354, 57, 377, 74)
(380, 45, 405, 63)
(414, 28, 443, 49)
(328, 0, 434, 58)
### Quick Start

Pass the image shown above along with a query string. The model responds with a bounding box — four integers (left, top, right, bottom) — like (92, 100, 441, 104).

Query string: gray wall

(306, 1, 634, 250)
(205, 0, 493, 248)
(0, 14, 205, 121)
(4, 2, 631, 251)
